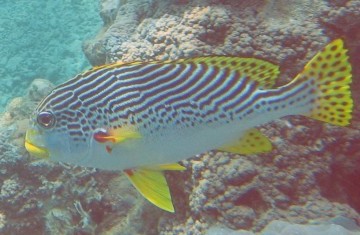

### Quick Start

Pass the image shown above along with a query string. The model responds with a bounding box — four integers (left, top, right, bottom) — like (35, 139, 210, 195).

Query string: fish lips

(25, 129, 50, 159)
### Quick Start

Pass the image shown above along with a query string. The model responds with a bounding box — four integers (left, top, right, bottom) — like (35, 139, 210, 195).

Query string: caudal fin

(294, 39, 353, 126)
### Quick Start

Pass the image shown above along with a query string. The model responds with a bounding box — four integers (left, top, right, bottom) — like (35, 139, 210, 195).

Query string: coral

(0, 212, 5, 231)
(45, 208, 74, 235)
(27, 79, 55, 103)
(207, 218, 360, 235)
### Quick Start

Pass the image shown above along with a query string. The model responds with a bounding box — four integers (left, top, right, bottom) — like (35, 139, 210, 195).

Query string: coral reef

(0, 0, 359, 234)
(207, 218, 360, 235)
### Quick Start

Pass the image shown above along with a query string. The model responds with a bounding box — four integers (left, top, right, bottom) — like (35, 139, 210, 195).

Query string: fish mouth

(25, 129, 49, 159)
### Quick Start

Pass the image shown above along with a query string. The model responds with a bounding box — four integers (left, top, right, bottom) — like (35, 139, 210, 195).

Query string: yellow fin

(294, 39, 353, 126)
(124, 164, 185, 213)
(108, 127, 142, 143)
(172, 56, 280, 89)
(84, 57, 279, 88)
(87, 61, 143, 74)
(145, 163, 187, 171)
(218, 128, 272, 155)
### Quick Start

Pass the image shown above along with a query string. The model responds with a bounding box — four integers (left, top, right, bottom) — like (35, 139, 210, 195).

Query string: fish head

(24, 79, 147, 170)
(25, 105, 93, 166)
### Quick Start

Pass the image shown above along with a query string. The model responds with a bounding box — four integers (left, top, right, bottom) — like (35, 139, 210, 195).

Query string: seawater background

(0, 0, 101, 111)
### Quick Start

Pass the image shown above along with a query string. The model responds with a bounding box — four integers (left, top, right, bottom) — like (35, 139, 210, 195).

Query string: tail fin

(293, 39, 353, 126)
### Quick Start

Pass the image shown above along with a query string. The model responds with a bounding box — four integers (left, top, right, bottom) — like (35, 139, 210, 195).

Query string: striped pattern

(36, 60, 312, 142)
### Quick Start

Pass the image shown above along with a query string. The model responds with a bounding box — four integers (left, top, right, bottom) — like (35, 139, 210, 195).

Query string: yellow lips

(25, 129, 49, 159)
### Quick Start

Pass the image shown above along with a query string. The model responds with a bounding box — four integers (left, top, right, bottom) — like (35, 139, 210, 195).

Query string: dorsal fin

(86, 56, 280, 89)
(171, 56, 280, 89)
(88, 60, 143, 73)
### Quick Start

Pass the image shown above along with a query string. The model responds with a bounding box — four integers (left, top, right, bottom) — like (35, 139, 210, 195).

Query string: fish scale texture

(0, 0, 359, 234)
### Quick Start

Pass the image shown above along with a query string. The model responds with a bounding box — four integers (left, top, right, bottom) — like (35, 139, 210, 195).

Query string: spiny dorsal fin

(171, 56, 280, 89)
(292, 39, 353, 126)
(92, 61, 143, 71)
(124, 163, 186, 213)
(218, 128, 272, 155)
(86, 56, 280, 89)
(85, 54, 280, 89)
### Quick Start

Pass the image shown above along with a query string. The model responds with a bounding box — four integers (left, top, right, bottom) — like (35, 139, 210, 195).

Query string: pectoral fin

(218, 128, 272, 155)
(94, 127, 142, 144)
(124, 163, 186, 213)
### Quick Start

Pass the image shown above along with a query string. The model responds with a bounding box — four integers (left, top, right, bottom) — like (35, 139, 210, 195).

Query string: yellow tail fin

(294, 39, 353, 126)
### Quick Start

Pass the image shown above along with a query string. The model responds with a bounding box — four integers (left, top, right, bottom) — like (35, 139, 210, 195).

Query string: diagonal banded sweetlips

(25, 39, 353, 212)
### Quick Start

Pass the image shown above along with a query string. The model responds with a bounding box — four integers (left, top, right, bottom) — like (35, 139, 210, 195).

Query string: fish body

(37, 64, 308, 170)
(25, 39, 353, 212)
(27, 59, 280, 169)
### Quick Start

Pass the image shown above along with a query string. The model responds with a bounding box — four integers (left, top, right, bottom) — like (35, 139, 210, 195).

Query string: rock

(27, 79, 54, 102)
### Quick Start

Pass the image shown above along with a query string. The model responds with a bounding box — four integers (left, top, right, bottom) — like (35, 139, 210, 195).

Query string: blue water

(0, 0, 101, 111)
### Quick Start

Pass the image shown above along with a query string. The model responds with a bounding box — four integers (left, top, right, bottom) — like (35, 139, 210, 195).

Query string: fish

(25, 39, 353, 212)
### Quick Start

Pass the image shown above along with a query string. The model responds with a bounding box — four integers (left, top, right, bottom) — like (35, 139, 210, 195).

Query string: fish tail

(291, 39, 353, 126)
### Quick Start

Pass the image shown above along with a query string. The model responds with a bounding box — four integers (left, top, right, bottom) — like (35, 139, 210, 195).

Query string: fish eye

(37, 111, 56, 128)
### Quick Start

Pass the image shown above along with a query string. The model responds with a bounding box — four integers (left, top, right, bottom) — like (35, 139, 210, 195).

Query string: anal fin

(218, 128, 272, 155)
